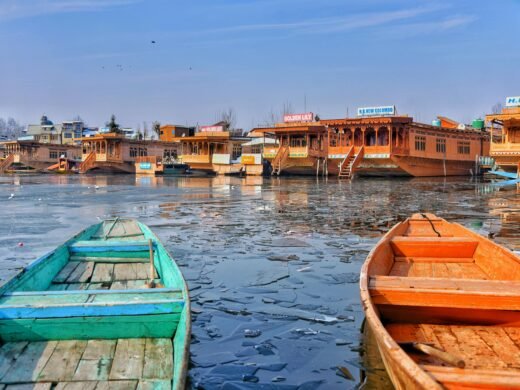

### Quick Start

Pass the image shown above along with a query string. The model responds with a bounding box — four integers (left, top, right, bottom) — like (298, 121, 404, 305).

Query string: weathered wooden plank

(5, 384, 52, 390)
(0, 293, 88, 306)
(143, 339, 173, 380)
(137, 380, 171, 390)
(38, 340, 87, 381)
(71, 257, 148, 263)
(109, 339, 146, 380)
(95, 380, 138, 390)
(53, 262, 80, 283)
(55, 382, 97, 390)
(91, 264, 114, 283)
(0, 314, 180, 341)
(88, 283, 111, 290)
(0, 299, 184, 319)
(48, 284, 68, 291)
(0, 342, 29, 379)
(390, 236, 478, 258)
(70, 241, 150, 253)
(113, 264, 140, 281)
(66, 262, 94, 283)
(67, 283, 89, 290)
(73, 340, 116, 381)
(1, 341, 57, 383)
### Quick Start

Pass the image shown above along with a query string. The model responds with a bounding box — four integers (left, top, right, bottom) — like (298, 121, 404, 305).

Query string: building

(159, 125, 196, 142)
(25, 116, 86, 145)
(252, 108, 490, 177)
(80, 133, 181, 173)
(486, 97, 520, 176)
(173, 124, 250, 175)
(0, 140, 81, 173)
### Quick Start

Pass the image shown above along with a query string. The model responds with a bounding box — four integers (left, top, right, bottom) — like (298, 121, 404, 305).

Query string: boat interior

(0, 219, 186, 389)
(368, 213, 520, 388)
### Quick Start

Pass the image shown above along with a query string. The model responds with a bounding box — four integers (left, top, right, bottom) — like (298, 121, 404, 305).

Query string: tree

(106, 115, 121, 133)
(152, 121, 161, 140)
(143, 121, 149, 140)
(220, 108, 236, 130)
(492, 102, 503, 114)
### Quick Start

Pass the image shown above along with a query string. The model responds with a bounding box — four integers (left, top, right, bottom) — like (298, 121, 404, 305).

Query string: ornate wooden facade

(486, 106, 520, 175)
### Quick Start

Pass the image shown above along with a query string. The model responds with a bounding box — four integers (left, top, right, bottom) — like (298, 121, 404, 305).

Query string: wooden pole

(404, 342, 465, 368)
(147, 239, 156, 288)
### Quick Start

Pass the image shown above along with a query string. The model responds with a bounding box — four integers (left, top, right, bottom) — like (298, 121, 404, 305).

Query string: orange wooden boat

(360, 213, 520, 389)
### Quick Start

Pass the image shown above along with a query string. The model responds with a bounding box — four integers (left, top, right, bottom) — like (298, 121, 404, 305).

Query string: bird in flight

(151, 40, 156, 44)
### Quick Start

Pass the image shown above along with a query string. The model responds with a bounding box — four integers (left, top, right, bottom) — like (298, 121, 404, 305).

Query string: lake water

(1, 174, 519, 389)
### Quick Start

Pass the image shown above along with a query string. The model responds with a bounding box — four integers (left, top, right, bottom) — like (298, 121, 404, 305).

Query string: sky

(0, 0, 519, 130)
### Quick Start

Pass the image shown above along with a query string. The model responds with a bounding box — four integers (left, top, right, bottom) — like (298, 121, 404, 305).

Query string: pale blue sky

(0, 0, 518, 129)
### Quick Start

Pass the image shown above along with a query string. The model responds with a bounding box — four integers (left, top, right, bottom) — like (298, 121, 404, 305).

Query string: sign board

(506, 96, 520, 107)
(139, 162, 152, 170)
(241, 154, 261, 165)
(212, 153, 231, 164)
(357, 106, 395, 117)
(283, 113, 314, 123)
(200, 125, 225, 132)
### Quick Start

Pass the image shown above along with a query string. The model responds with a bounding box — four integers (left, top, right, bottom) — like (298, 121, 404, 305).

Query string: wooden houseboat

(253, 112, 489, 178)
(173, 127, 251, 175)
(0, 141, 81, 174)
(486, 104, 520, 176)
(80, 133, 180, 174)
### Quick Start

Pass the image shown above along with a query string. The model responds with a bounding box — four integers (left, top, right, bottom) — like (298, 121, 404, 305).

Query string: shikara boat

(0, 218, 190, 390)
(360, 213, 520, 389)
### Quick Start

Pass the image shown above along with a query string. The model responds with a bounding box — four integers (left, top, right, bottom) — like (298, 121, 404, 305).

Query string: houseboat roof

(242, 137, 278, 147)
(321, 116, 413, 126)
(486, 107, 520, 124)
(252, 125, 326, 134)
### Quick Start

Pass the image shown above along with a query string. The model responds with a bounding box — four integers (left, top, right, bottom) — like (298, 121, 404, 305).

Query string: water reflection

(0, 174, 519, 388)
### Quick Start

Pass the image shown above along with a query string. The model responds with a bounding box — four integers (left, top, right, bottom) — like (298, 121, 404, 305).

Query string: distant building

(159, 124, 196, 142)
(25, 115, 86, 145)
(99, 127, 138, 139)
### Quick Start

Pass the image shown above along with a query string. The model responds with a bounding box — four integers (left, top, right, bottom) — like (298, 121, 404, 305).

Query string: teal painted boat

(0, 218, 191, 390)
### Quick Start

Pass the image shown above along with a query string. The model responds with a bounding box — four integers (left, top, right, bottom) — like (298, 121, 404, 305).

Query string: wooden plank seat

(0, 289, 184, 341)
(69, 240, 151, 253)
(423, 365, 520, 389)
(390, 237, 479, 258)
(370, 276, 520, 310)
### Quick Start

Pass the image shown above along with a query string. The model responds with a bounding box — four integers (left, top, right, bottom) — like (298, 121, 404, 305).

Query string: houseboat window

(290, 136, 307, 147)
(251, 145, 262, 154)
(365, 129, 376, 146)
(130, 147, 138, 157)
(49, 151, 58, 159)
(436, 138, 446, 154)
(414, 136, 426, 151)
(192, 144, 199, 154)
(232, 144, 242, 160)
(64, 133, 72, 138)
(457, 141, 470, 155)
(139, 148, 148, 157)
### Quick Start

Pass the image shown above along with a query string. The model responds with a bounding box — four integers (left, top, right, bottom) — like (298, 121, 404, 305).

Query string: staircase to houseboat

(271, 146, 289, 176)
(0, 154, 14, 174)
(79, 151, 96, 173)
(338, 146, 364, 180)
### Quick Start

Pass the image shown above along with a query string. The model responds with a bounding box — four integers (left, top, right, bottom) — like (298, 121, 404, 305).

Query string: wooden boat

(360, 213, 520, 389)
(0, 218, 191, 389)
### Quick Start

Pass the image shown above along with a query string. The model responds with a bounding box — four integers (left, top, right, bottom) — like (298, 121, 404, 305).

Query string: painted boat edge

(359, 218, 443, 390)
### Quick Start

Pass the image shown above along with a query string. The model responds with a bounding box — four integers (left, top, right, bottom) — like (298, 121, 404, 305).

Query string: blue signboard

(357, 106, 395, 117)
(506, 96, 520, 107)
(139, 162, 152, 170)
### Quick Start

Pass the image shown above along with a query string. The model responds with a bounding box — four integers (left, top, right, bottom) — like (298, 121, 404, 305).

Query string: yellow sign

(241, 155, 256, 165)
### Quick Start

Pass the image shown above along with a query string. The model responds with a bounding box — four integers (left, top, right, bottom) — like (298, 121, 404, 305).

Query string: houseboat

(485, 99, 520, 177)
(80, 133, 180, 174)
(253, 109, 490, 178)
(0, 141, 81, 174)
(173, 125, 251, 175)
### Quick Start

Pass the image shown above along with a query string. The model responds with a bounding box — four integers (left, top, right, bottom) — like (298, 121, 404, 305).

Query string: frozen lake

(1, 174, 519, 389)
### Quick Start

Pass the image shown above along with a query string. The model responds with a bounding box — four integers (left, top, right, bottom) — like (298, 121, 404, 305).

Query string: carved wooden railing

(79, 152, 96, 173)
(0, 154, 14, 173)
(271, 145, 289, 175)
(350, 146, 365, 178)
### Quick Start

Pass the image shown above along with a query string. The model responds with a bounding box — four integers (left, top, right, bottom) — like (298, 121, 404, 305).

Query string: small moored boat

(0, 218, 190, 389)
(360, 213, 520, 389)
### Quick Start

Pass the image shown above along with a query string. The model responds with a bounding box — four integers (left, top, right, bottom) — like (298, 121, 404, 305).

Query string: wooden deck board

(55, 382, 97, 390)
(66, 262, 95, 283)
(1, 341, 57, 383)
(53, 262, 80, 283)
(143, 339, 173, 380)
(91, 264, 115, 283)
(109, 339, 145, 380)
(73, 340, 117, 381)
(38, 341, 87, 382)
(0, 342, 29, 379)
